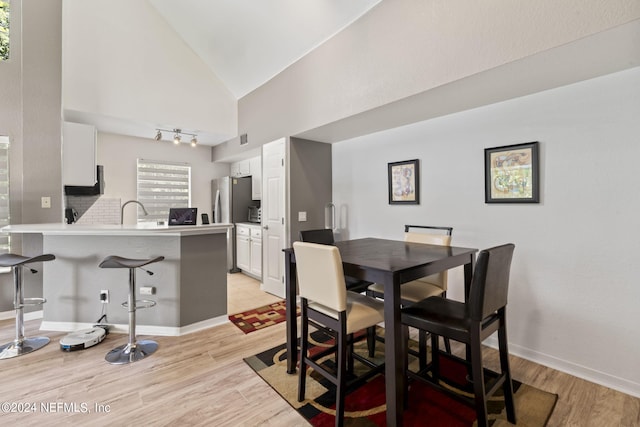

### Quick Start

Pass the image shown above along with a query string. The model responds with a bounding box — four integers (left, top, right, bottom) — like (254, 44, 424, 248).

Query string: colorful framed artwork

(485, 141, 539, 203)
(388, 159, 419, 204)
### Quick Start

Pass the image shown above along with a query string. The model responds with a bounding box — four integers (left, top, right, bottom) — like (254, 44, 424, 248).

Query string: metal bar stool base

(105, 339, 158, 365)
(0, 337, 50, 360)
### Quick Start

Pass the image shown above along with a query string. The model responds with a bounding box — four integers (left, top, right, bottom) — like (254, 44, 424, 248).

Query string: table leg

(464, 252, 475, 299)
(384, 273, 404, 426)
(285, 251, 297, 374)
(464, 253, 475, 370)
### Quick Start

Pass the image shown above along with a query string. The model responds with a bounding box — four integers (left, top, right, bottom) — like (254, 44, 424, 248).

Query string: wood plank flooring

(0, 273, 637, 426)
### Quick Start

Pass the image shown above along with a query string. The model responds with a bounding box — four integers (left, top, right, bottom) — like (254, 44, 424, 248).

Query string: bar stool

(0, 253, 55, 360)
(99, 255, 164, 364)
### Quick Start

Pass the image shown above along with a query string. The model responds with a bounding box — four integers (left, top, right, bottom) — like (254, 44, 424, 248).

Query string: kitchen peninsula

(2, 223, 233, 336)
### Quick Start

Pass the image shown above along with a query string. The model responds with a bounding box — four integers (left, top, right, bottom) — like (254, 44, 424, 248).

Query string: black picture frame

(388, 159, 420, 204)
(484, 141, 539, 203)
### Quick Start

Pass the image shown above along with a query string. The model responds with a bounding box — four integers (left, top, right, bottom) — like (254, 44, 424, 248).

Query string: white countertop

(236, 222, 262, 228)
(1, 223, 233, 237)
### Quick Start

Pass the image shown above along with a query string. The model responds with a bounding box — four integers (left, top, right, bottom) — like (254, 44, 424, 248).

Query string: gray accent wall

(179, 232, 227, 326)
(288, 138, 332, 243)
(0, 0, 63, 311)
(42, 232, 228, 330)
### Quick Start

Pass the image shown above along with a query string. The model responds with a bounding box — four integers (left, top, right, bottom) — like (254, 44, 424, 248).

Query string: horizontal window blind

(136, 159, 191, 224)
(0, 136, 9, 251)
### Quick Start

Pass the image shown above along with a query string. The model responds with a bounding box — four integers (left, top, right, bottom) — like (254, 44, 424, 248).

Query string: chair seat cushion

(0, 253, 55, 267)
(345, 276, 374, 293)
(401, 296, 470, 343)
(368, 279, 444, 303)
(309, 291, 384, 335)
(99, 255, 165, 269)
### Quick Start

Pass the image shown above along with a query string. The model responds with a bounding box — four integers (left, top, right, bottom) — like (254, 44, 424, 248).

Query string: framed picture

(485, 141, 539, 203)
(388, 159, 420, 204)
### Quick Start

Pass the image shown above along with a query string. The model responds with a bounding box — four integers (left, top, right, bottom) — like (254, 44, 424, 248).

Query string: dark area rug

(244, 329, 558, 426)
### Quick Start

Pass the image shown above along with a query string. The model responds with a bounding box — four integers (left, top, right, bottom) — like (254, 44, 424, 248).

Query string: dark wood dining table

(283, 237, 477, 426)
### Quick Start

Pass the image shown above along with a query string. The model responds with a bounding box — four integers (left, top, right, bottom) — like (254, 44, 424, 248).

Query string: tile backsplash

(66, 196, 121, 225)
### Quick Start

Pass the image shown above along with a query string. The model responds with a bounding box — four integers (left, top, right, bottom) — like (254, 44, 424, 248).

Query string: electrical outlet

(140, 286, 156, 295)
(41, 196, 51, 209)
(100, 290, 109, 303)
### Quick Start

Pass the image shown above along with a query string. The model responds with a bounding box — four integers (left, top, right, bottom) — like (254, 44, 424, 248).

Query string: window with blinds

(136, 159, 191, 224)
(0, 136, 9, 251)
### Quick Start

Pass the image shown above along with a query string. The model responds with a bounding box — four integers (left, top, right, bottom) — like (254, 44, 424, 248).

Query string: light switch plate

(298, 211, 307, 222)
(41, 196, 51, 208)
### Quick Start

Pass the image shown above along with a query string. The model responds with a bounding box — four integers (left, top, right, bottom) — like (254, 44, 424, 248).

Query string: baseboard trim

(0, 310, 43, 321)
(484, 336, 640, 398)
(40, 315, 229, 337)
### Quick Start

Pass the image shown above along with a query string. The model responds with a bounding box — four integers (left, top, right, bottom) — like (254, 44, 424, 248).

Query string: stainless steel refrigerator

(212, 176, 253, 272)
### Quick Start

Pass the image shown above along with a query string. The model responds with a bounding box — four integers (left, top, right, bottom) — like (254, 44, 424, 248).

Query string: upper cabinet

(230, 156, 262, 200)
(230, 159, 251, 177)
(250, 156, 262, 200)
(63, 122, 97, 186)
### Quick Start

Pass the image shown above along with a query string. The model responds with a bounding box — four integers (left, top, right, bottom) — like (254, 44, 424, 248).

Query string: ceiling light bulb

(174, 134, 181, 144)
(190, 136, 197, 147)
(154, 130, 162, 141)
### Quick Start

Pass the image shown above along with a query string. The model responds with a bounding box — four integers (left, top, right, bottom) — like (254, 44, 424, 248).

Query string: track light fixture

(154, 128, 198, 147)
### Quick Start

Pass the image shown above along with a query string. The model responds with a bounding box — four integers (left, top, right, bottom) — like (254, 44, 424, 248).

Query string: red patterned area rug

(229, 301, 299, 334)
(244, 329, 558, 426)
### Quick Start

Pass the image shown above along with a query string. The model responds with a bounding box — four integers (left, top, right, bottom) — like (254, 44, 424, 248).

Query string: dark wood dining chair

(401, 243, 517, 427)
(294, 242, 385, 427)
(299, 228, 335, 245)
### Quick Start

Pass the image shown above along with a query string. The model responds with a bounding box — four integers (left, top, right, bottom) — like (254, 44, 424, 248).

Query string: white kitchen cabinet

(236, 223, 261, 279)
(230, 162, 240, 177)
(63, 122, 97, 186)
(249, 227, 262, 277)
(231, 159, 251, 177)
(250, 156, 262, 200)
(236, 225, 251, 272)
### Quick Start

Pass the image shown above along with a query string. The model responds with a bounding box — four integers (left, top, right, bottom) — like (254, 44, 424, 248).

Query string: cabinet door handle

(263, 225, 269, 230)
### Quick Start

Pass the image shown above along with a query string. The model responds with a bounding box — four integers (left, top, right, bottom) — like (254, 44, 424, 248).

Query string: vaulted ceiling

(148, 0, 381, 99)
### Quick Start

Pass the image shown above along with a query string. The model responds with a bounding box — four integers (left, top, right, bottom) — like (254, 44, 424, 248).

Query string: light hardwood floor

(0, 273, 637, 426)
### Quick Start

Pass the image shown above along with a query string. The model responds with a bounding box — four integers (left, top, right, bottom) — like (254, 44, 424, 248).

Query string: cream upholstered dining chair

(294, 241, 384, 427)
(367, 225, 453, 361)
(298, 229, 372, 294)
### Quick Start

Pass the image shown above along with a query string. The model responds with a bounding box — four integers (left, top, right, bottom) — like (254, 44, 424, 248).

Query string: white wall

(229, 0, 640, 152)
(333, 67, 640, 397)
(62, 0, 237, 140)
(97, 133, 229, 225)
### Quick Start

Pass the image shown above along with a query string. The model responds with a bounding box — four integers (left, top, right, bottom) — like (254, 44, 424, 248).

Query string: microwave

(248, 206, 261, 223)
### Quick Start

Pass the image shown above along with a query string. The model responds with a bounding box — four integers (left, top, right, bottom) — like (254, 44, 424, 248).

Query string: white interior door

(261, 138, 286, 297)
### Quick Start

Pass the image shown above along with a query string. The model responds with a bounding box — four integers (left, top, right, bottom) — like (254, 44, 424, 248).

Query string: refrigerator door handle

(214, 190, 221, 223)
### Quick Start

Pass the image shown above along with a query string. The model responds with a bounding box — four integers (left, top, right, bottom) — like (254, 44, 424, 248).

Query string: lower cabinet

(236, 224, 262, 279)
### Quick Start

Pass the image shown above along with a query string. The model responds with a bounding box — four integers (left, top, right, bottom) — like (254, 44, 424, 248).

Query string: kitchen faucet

(121, 200, 148, 224)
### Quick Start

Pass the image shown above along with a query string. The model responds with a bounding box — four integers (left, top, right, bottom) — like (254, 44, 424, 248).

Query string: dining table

(283, 237, 478, 427)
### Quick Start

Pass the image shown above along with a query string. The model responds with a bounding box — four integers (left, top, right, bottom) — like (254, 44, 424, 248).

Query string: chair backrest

(404, 225, 453, 290)
(469, 243, 515, 321)
(293, 241, 347, 312)
(299, 229, 335, 245)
